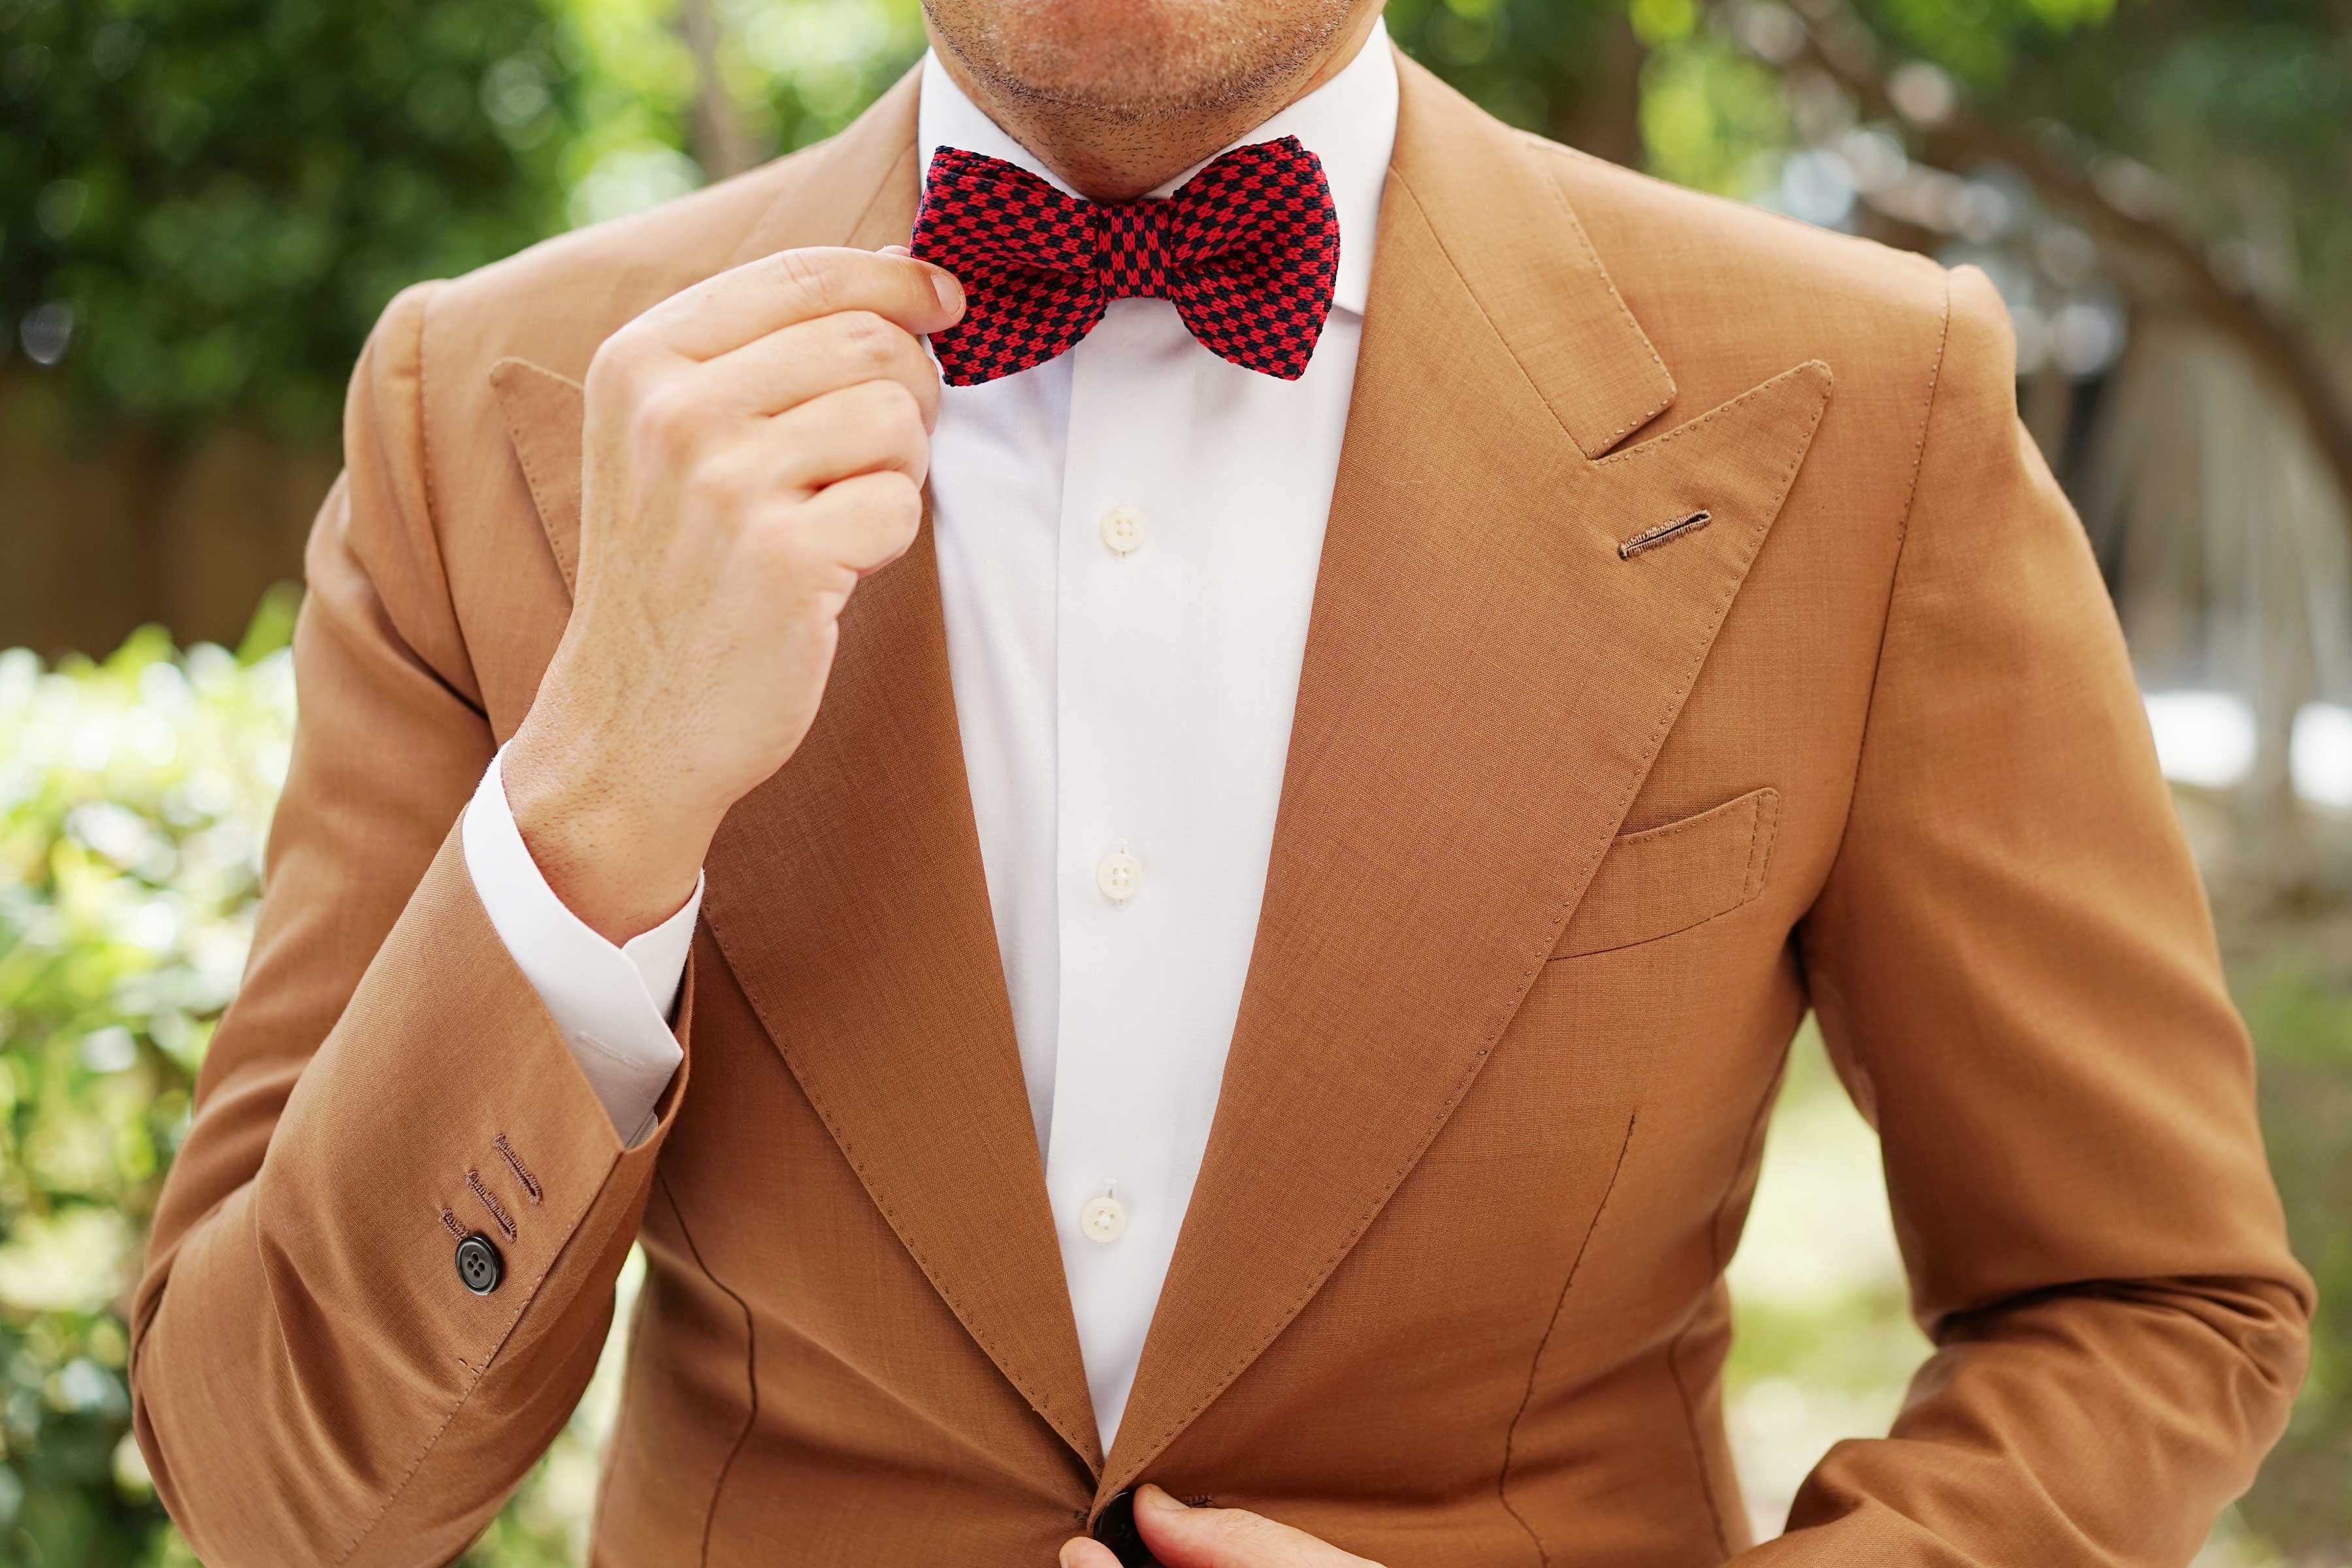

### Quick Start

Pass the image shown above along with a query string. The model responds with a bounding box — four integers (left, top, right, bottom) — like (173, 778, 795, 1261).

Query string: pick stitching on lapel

(489, 358, 585, 594)
(483, 46, 1838, 1504)
(485, 70, 1109, 1478)
(1093, 58, 1833, 1500)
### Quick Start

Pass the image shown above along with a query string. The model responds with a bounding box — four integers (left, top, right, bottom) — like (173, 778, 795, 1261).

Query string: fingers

(703, 308, 941, 429)
(786, 469, 925, 579)
(764, 378, 931, 494)
(630, 246, 965, 361)
(1058, 1540, 1122, 1568)
(1129, 1485, 1379, 1568)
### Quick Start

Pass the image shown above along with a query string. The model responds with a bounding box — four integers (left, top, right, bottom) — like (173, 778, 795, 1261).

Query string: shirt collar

(915, 16, 1398, 316)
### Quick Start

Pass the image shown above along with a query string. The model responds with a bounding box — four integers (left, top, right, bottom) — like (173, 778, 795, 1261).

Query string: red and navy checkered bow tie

(909, 136, 1341, 387)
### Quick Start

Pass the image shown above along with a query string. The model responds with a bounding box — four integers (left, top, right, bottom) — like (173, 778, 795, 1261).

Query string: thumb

(1129, 1484, 1369, 1567)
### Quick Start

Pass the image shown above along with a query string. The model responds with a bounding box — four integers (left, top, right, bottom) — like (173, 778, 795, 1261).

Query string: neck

(922, 8, 1384, 201)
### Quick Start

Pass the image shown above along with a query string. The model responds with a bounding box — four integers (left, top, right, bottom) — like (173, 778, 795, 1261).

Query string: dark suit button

(455, 1233, 503, 1296)
(1092, 1488, 1160, 1567)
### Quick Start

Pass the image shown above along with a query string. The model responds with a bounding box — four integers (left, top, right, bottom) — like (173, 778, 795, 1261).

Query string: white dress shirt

(463, 22, 1398, 1452)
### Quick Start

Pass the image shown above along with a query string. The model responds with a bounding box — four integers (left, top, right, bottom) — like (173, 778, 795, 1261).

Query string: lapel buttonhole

(1618, 509, 1714, 561)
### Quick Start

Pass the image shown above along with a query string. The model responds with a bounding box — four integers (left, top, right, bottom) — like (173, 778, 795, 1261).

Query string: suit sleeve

(1748, 266, 2315, 1565)
(129, 282, 693, 1567)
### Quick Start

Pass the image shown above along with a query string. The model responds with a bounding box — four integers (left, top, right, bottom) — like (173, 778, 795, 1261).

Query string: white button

(1096, 849, 1143, 903)
(1099, 506, 1147, 555)
(1080, 1194, 1128, 1244)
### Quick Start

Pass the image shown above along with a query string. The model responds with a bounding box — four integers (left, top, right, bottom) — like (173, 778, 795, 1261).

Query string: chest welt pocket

(1550, 786, 1782, 960)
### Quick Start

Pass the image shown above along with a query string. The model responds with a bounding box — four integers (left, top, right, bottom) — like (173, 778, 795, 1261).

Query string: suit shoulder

(1518, 135, 1954, 410)
(409, 143, 829, 384)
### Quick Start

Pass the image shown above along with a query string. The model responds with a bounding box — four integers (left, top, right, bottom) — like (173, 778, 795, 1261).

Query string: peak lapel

(1099, 56, 1831, 1494)
(487, 71, 1105, 1473)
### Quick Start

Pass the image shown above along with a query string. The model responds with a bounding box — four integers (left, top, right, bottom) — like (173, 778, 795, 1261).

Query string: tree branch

(1725, 0, 2352, 533)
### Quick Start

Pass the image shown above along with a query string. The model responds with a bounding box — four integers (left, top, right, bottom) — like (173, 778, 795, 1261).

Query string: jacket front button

(455, 1233, 504, 1296)
(1092, 1488, 1159, 1567)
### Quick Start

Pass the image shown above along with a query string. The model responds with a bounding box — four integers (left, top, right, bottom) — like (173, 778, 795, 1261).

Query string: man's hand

(503, 244, 964, 942)
(1060, 1485, 1385, 1568)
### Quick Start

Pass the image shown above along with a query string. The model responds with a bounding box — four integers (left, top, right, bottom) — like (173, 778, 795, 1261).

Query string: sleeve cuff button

(455, 1233, 505, 1296)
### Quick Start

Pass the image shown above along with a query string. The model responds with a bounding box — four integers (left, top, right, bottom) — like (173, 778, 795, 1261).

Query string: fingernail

(930, 267, 965, 318)
(1135, 1484, 1182, 1512)
(877, 243, 911, 257)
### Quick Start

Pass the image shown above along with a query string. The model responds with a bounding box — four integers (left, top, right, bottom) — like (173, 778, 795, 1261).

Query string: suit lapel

(1098, 57, 1832, 1494)
(489, 71, 1107, 1474)
(492, 52, 1833, 1496)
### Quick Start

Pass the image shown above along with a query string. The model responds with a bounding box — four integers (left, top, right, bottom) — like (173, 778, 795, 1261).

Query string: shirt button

(1096, 849, 1143, 903)
(1081, 1194, 1128, 1244)
(455, 1233, 504, 1296)
(1100, 505, 1147, 555)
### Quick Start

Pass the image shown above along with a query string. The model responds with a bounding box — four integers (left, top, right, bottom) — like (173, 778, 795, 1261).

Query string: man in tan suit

(130, 0, 2313, 1563)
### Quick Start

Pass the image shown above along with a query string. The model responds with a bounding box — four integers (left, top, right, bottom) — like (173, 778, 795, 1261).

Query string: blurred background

(2, 0, 2347, 1561)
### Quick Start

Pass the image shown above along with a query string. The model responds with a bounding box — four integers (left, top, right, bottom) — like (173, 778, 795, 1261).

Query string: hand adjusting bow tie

(908, 135, 1341, 387)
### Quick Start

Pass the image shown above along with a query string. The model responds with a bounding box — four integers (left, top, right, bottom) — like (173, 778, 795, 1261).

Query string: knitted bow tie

(908, 135, 1341, 387)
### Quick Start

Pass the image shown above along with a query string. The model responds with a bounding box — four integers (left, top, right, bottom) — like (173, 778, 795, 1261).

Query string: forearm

(1728, 1276, 2308, 1565)
(464, 745, 700, 1143)
(1776, 263, 2311, 1563)
(131, 831, 689, 1566)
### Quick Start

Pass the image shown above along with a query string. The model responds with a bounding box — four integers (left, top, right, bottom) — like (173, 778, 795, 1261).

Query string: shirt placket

(1042, 301, 1200, 1448)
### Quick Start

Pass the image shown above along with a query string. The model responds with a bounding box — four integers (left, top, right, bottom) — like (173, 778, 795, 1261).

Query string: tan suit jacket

(131, 52, 2313, 1567)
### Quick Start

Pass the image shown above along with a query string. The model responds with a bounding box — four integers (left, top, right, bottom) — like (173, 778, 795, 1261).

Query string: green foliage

(5, 3, 2350, 1560)
(1863, 0, 2122, 93)
(0, 0, 586, 438)
(0, 610, 632, 1566)
(553, 0, 924, 229)
(1384, 0, 1627, 138)
(1729, 979, 2352, 1561)
(2239, 966, 2352, 1561)
(1638, 35, 1790, 195)
(0, 621, 292, 1564)
(12, 0, 2342, 448)
(0, 0, 936, 442)
(1991, 1, 2352, 321)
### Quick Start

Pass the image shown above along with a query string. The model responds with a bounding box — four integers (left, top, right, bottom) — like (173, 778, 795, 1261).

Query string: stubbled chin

(955, 0, 1235, 105)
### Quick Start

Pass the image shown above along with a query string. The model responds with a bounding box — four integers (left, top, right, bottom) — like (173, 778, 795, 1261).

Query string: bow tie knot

(909, 135, 1341, 385)
(1100, 203, 1179, 299)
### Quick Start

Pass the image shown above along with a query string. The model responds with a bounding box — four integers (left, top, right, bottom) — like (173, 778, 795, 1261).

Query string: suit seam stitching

(1527, 152, 1674, 450)
(1666, 1056, 1785, 1558)
(403, 280, 489, 715)
(858, 146, 915, 238)
(657, 1169, 760, 1568)
(412, 282, 442, 555)
(1549, 792, 1776, 960)
(1610, 787, 1767, 851)
(491, 361, 580, 595)
(1593, 361, 1829, 469)
(1545, 870, 1771, 963)
(1115, 286, 1830, 1484)
(1803, 267, 1953, 965)
(1496, 1111, 1638, 1565)
(1746, 787, 1783, 901)
(331, 1145, 630, 1565)
(1384, 172, 1565, 442)
(397, 280, 494, 728)
(697, 919, 1100, 1464)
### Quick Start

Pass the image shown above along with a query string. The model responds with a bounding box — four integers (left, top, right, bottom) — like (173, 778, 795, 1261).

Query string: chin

(929, 0, 1348, 118)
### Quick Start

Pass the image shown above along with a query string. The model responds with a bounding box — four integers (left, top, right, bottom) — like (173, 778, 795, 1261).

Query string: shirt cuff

(461, 745, 700, 1147)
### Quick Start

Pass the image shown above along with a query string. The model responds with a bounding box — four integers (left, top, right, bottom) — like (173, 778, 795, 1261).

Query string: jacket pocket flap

(1551, 786, 1781, 959)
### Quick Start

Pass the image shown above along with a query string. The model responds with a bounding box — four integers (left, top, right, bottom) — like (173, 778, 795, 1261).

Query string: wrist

(502, 713, 721, 945)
